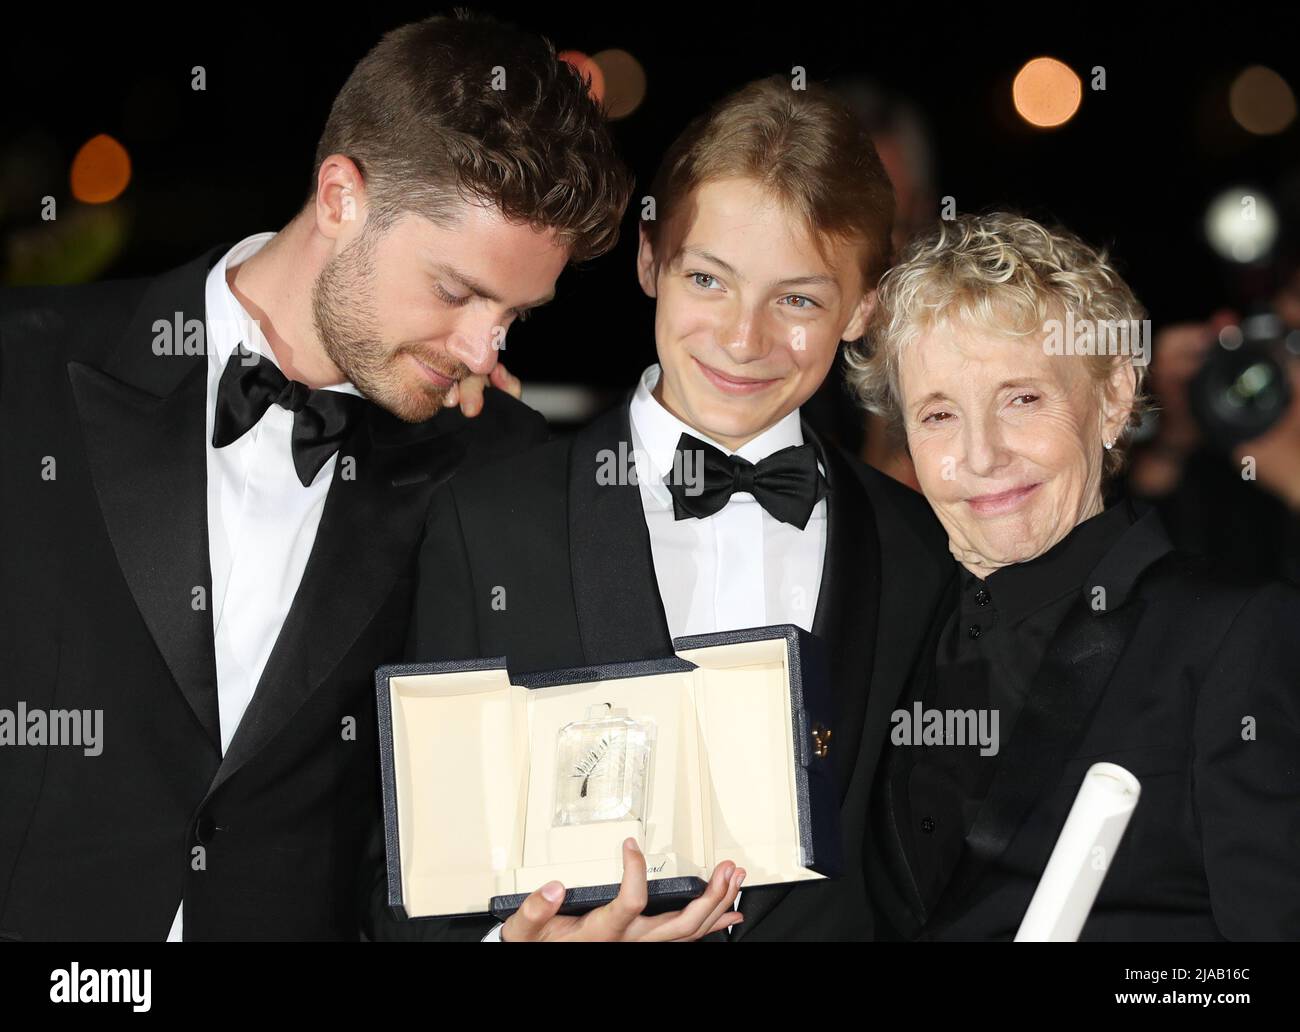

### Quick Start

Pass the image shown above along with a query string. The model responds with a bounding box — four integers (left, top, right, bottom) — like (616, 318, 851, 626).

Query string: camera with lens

(1188, 307, 1300, 450)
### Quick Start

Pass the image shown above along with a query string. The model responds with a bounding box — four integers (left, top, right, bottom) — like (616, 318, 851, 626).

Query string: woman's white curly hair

(843, 211, 1150, 478)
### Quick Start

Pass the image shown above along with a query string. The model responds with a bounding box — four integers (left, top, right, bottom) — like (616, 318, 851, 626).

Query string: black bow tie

(212, 344, 365, 486)
(664, 432, 829, 530)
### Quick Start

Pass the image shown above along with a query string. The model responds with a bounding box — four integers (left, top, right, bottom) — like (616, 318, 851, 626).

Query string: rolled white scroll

(1014, 762, 1141, 942)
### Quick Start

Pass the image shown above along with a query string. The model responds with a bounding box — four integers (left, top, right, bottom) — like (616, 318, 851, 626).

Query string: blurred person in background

(1127, 257, 1300, 584)
(803, 79, 936, 491)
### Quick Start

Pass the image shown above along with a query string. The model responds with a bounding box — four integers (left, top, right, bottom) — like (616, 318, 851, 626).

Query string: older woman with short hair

(846, 211, 1300, 941)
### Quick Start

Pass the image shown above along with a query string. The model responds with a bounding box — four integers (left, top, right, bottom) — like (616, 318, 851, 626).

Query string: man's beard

(311, 228, 468, 423)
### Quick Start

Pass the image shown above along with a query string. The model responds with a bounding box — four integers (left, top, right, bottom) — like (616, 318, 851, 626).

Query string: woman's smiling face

(900, 322, 1130, 576)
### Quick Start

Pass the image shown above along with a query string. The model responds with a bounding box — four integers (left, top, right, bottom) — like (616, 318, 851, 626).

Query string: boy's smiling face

(637, 176, 874, 450)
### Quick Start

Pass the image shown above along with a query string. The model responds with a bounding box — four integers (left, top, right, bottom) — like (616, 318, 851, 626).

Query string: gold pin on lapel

(811, 724, 832, 759)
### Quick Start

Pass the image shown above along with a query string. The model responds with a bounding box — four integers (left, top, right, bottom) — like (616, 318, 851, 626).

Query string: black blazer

(0, 245, 547, 940)
(365, 395, 954, 941)
(867, 506, 1300, 941)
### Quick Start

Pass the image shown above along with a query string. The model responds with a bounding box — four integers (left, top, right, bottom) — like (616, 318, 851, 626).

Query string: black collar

(1081, 498, 1176, 613)
(968, 498, 1140, 624)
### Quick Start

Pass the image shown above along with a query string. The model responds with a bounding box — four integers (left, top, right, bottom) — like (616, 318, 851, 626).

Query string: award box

(375, 624, 841, 920)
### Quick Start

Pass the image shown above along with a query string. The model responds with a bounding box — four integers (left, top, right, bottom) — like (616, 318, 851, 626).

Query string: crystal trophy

(553, 704, 654, 827)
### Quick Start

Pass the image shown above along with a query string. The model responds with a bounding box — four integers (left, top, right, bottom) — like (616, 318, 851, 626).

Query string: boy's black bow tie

(664, 431, 828, 530)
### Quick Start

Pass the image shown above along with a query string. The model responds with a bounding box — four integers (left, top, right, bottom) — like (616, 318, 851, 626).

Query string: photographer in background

(1127, 263, 1300, 584)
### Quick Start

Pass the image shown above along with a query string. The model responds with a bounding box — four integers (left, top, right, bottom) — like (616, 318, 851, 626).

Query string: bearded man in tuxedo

(0, 10, 632, 941)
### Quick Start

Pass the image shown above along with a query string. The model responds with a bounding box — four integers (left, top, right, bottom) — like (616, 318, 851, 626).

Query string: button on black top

(920, 816, 936, 834)
(974, 588, 991, 606)
(967, 624, 981, 640)
(195, 815, 217, 845)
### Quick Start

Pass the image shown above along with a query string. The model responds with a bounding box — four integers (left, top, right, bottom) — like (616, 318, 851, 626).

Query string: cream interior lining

(388, 638, 824, 918)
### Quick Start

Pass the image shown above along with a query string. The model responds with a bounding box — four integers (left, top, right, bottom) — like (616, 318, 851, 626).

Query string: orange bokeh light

(1012, 57, 1082, 129)
(558, 49, 606, 106)
(70, 133, 131, 204)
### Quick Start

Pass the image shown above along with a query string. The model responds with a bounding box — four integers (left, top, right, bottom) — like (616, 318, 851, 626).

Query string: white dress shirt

(485, 363, 827, 940)
(166, 232, 363, 941)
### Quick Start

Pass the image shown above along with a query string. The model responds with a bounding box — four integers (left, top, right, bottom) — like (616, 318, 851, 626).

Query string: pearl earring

(1103, 438, 1114, 450)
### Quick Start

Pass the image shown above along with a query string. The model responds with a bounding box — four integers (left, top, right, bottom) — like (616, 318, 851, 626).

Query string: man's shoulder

(399, 386, 552, 477)
(463, 387, 551, 450)
(1, 243, 225, 372)
(423, 425, 572, 571)
(447, 416, 571, 508)
(0, 274, 151, 321)
(447, 395, 629, 506)
(0, 275, 152, 365)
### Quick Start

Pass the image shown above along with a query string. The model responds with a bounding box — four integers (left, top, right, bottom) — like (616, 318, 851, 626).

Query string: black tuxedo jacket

(0, 245, 546, 940)
(366, 395, 953, 941)
(867, 507, 1300, 941)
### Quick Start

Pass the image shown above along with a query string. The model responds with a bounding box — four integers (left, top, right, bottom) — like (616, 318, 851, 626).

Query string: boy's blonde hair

(641, 75, 895, 291)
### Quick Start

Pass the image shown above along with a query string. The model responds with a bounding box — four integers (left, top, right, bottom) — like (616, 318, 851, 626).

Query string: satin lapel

(66, 245, 230, 752)
(69, 359, 221, 751)
(732, 428, 882, 939)
(568, 398, 675, 665)
(203, 410, 463, 800)
(856, 484, 955, 809)
(807, 433, 881, 801)
(928, 594, 1147, 922)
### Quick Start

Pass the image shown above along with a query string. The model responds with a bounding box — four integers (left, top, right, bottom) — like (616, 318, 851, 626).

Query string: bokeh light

(1012, 57, 1082, 129)
(591, 48, 646, 119)
(1229, 65, 1296, 135)
(70, 133, 131, 204)
(1204, 187, 1278, 263)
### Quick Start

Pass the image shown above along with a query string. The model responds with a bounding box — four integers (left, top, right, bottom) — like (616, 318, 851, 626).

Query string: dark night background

(2, 5, 1299, 395)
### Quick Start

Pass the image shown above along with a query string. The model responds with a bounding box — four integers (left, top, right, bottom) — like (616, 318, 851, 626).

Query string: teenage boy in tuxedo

(0, 11, 632, 941)
(368, 75, 953, 942)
